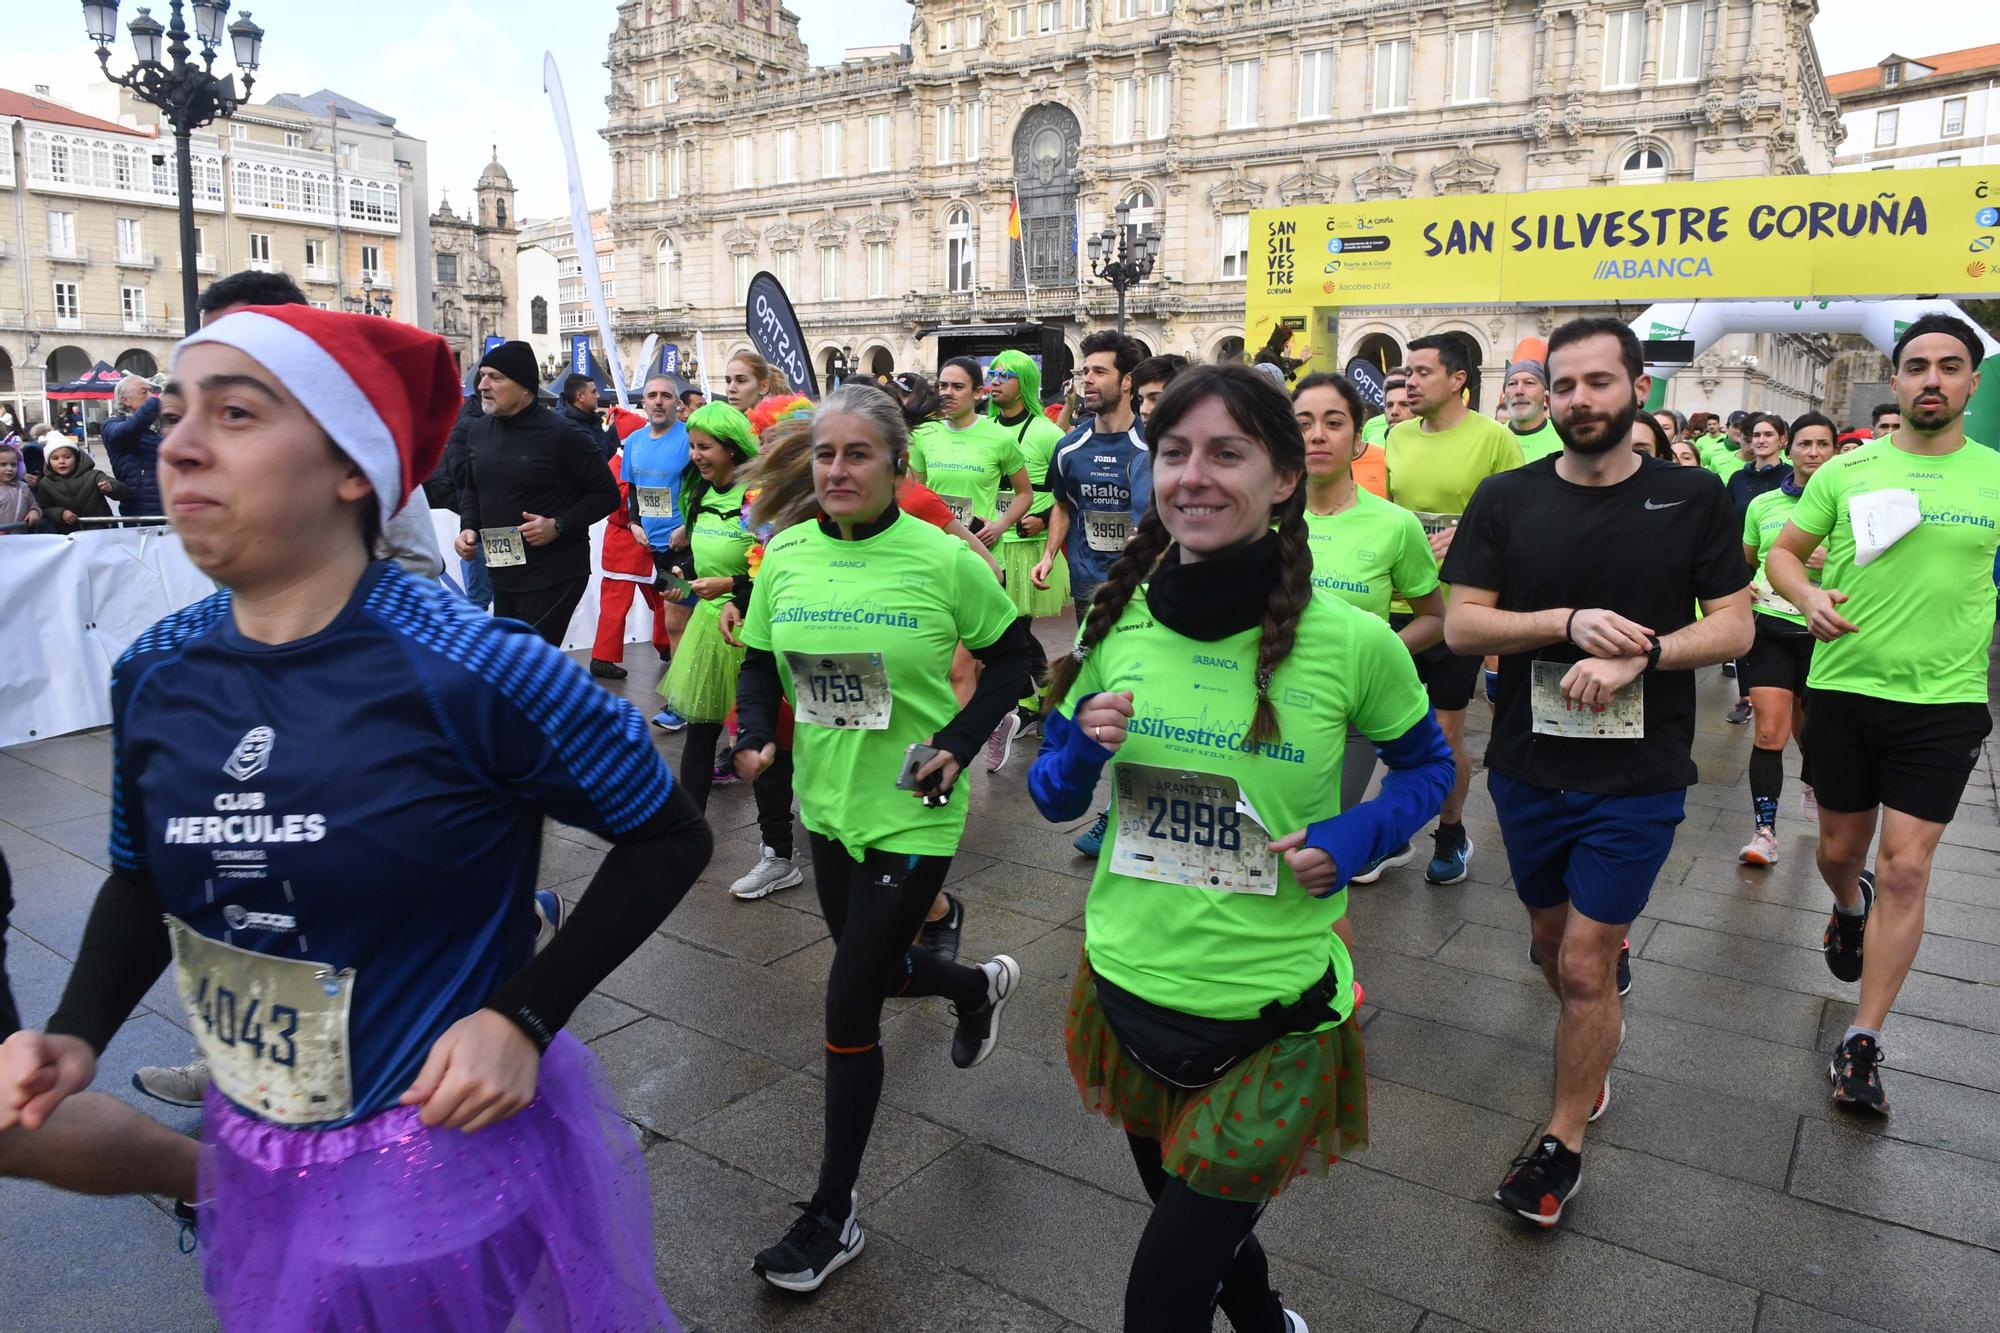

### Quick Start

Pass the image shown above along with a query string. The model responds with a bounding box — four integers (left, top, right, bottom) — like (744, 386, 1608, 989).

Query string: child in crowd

(0, 442, 40, 532)
(34, 437, 128, 534)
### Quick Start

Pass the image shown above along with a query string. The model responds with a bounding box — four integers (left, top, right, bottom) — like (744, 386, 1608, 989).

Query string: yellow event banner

(1248, 166, 1997, 311)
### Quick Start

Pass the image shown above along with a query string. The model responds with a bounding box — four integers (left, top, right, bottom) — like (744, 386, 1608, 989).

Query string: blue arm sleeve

(1028, 701, 1115, 822)
(1299, 709, 1453, 897)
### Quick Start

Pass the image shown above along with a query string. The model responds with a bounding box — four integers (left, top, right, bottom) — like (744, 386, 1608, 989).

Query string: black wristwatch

(554, 517, 567, 538)
(1642, 635, 1663, 673)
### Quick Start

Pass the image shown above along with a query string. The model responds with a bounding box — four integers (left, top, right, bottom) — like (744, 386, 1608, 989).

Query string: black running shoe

(951, 955, 1021, 1069)
(1823, 869, 1875, 983)
(917, 892, 964, 963)
(173, 1199, 199, 1254)
(753, 1192, 865, 1293)
(1617, 938, 1632, 998)
(1829, 1033, 1889, 1114)
(1494, 1135, 1582, 1227)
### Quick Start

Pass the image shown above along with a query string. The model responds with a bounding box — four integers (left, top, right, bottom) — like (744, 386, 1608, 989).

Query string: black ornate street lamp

(84, 0, 265, 335)
(1086, 201, 1160, 335)
(828, 343, 854, 386)
(343, 279, 392, 318)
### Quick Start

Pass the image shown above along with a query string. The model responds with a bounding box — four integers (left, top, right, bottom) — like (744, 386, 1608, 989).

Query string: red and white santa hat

(175, 305, 460, 524)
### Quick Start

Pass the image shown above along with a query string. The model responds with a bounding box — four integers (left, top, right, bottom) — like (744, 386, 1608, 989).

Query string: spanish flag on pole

(1007, 190, 1022, 241)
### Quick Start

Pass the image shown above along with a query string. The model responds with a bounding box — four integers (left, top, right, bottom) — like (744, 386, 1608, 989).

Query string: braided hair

(1042, 364, 1312, 748)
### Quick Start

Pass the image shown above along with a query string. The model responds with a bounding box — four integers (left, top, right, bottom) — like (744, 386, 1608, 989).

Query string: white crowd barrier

(3, 514, 660, 749)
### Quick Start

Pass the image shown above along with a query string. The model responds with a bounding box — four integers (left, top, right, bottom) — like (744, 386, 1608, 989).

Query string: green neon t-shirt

(1358, 414, 1388, 447)
(1741, 486, 1813, 628)
(909, 417, 1026, 528)
(1509, 418, 1564, 463)
(1709, 451, 1747, 483)
(1057, 588, 1430, 1022)
(994, 411, 1064, 541)
(1304, 489, 1441, 623)
(687, 479, 753, 578)
(1384, 411, 1523, 612)
(739, 511, 1018, 858)
(1789, 437, 2000, 704)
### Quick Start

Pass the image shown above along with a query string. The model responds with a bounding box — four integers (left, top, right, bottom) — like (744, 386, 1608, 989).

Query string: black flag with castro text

(745, 271, 820, 400)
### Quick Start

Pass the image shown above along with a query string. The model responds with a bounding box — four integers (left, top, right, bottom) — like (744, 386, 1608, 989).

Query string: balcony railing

(176, 254, 221, 274)
(302, 264, 335, 283)
(40, 246, 91, 265)
(114, 250, 159, 269)
(247, 257, 285, 274)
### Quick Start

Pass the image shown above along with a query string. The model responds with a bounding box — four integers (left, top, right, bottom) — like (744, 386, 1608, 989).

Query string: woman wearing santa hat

(0, 307, 699, 1331)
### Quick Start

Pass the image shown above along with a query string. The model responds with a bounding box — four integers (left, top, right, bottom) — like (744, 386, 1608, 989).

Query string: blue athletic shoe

(651, 707, 688, 733)
(1074, 810, 1109, 856)
(533, 890, 565, 955)
(1424, 824, 1473, 885)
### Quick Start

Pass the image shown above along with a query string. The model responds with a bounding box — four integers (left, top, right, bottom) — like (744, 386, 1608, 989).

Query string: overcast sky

(7, 0, 1986, 220)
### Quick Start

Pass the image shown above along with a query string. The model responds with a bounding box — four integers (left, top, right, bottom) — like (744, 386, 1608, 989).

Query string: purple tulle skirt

(196, 1031, 679, 1332)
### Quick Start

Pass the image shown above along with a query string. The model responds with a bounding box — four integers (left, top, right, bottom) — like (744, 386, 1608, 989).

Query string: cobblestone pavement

(3, 627, 1996, 1333)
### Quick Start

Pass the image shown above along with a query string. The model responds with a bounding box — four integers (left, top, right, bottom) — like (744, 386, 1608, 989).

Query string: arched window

(1121, 185, 1158, 252)
(945, 206, 974, 293)
(1619, 146, 1666, 184)
(655, 237, 678, 306)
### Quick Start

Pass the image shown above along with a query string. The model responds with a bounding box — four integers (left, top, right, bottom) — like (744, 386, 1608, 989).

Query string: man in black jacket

(452, 342, 619, 643)
(560, 373, 620, 462)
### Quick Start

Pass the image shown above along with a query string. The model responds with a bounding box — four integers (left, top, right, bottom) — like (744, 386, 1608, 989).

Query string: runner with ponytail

(1030, 365, 1453, 1333)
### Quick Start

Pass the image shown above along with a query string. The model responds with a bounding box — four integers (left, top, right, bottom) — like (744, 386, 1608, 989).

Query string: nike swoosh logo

(1644, 499, 1687, 510)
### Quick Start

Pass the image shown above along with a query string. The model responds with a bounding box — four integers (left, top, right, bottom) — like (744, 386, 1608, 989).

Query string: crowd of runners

(0, 286, 1992, 1332)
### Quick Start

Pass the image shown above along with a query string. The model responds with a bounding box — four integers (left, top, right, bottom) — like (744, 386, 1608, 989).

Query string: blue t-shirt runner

(1046, 420, 1150, 601)
(623, 419, 691, 551)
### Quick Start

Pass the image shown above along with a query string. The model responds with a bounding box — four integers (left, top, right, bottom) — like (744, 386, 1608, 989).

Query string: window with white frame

(869, 114, 892, 172)
(53, 281, 80, 324)
(1219, 213, 1250, 279)
(1227, 59, 1260, 128)
(868, 241, 890, 297)
(1451, 28, 1493, 103)
(1603, 9, 1643, 88)
(1115, 0, 1135, 18)
(1146, 73, 1171, 138)
(1298, 50, 1334, 121)
(231, 122, 247, 140)
(360, 244, 382, 281)
(937, 105, 955, 164)
(249, 232, 272, 265)
(643, 76, 660, 106)
(776, 130, 797, 183)
(775, 248, 796, 294)
(734, 136, 754, 189)
(734, 253, 753, 301)
(1882, 64, 1900, 87)
(1122, 187, 1158, 252)
(1009, 6, 1026, 38)
(1943, 98, 1967, 136)
(1151, 0, 1169, 13)
(965, 102, 985, 159)
(305, 238, 326, 272)
(946, 206, 974, 292)
(938, 16, 953, 48)
(656, 237, 677, 305)
(644, 149, 661, 201)
(1660, 2, 1702, 83)
(116, 217, 143, 260)
(964, 13, 983, 45)
(122, 285, 147, 327)
(667, 144, 686, 196)
(820, 246, 842, 301)
(1938, 155, 1963, 167)
(284, 130, 304, 149)
(47, 210, 76, 256)
(1112, 78, 1136, 144)
(820, 121, 843, 179)
(667, 75, 682, 103)
(1072, 0, 1087, 26)
(193, 225, 205, 258)
(1620, 146, 1667, 183)
(1038, 0, 1058, 33)
(1875, 109, 1897, 147)
(1373, 39, 1411, 111)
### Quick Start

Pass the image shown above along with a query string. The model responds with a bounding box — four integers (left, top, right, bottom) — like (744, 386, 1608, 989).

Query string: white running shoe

(1801, 785, 1819, 823)
(730, 845, 805, 900)
(1739, 827, 1780, 867)
(1284, 1311, 1309, 1333)
(983, 710, 1024, 772)
(132, 1056, 211, 1107)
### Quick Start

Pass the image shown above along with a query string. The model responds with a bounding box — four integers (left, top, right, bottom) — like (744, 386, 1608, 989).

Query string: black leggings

(493, 576, 589, 646)
(753, 748, 796, 860)
(680, 722, 726, 813)
(807, 833, 987, 1217)
(1124, 1133, 1286, 1333)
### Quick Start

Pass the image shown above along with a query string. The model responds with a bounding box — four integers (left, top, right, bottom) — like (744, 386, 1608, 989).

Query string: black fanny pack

(1093, 965, 1345, 1092)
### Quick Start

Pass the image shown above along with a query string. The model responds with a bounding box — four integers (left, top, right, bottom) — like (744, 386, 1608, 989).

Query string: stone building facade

(428, 152, 521, 377)
(600, 0, 1841, 415)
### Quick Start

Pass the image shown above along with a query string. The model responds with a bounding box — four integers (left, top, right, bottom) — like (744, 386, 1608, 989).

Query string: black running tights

(1123, 1133, 1287, 1333)
(679, 722, 725, 813)
(808, 833, 987, 1218)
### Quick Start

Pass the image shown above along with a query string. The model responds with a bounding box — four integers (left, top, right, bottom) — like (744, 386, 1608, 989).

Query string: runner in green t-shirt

(908, 356, 1031, 536)
(1293, 371, 1446, 890)
(1502, 359, 1564, 462)
(1766, 313, 2000, 1116)
(1029, 363, 1451, 1330)
(984, 347, 1068, 616)
(1384, 336, 1525, 886)
(1734, 412, 1836, 869)
(733, 384, 1036, 1295)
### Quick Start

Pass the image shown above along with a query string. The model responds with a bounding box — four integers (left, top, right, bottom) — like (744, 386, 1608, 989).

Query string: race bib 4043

(1110, 763, 1278, 894)
(1529, 660, 1644, 739)
(167, 917, 356, 1126)
(784, 651, 893, 729)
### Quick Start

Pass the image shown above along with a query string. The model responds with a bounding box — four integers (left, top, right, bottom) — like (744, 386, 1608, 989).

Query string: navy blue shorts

(1487, 772, 1686, 925)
